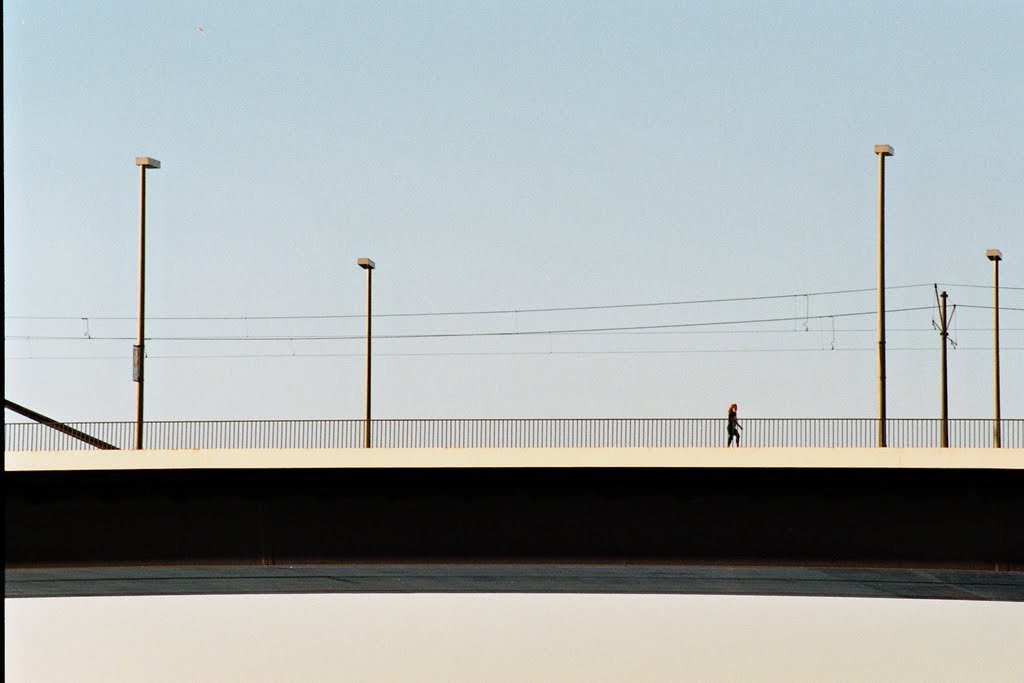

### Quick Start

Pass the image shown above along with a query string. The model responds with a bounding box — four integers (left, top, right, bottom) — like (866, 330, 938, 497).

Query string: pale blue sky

(4, 1, 1022, 422)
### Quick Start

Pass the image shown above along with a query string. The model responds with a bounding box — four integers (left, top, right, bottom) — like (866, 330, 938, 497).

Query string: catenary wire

(6, 282, 999, 322)
(4, 306, 938, 342)
(6, 346, 1023, 361)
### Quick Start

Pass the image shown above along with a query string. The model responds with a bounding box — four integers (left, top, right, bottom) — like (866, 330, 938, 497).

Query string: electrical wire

(1, 282, 958, 322)
(956, 304, 1024, 312)
(937, 283, 1024, 291)
(6, 346, 1023, 361)
(4, 306, 938, 343)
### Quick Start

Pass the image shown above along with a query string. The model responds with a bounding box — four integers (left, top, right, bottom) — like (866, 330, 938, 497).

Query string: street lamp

(987, 249, 1003, 448)
(134, 156, 161, 450)
(357, 257, 375, 448)
(874, 144, 893, 447)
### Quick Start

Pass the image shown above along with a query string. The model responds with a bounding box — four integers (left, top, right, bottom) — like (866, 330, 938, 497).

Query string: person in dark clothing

(727, 403, 743, 447)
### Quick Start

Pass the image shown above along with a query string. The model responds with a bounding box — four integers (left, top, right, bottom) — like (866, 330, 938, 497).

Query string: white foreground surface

(6, 593, 1024, 683)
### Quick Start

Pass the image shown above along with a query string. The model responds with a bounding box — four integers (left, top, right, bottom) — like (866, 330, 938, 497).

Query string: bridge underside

(6, 467, 1023, 600)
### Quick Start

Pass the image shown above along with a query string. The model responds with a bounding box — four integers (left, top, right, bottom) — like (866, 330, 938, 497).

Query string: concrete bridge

(5, 447, 1023, 601)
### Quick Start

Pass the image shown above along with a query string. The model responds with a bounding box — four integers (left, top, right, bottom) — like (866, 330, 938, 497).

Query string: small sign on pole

(133, 345, 142, 382)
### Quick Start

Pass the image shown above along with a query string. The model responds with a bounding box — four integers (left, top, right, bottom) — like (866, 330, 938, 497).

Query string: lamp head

(135, 157, 161, 169)
(986, 249, 1003, 262)
(873, 145, 894, 157)
(357, 258, 376, 270)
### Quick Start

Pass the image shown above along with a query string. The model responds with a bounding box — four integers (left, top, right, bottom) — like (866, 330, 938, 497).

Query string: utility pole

(934, 286, 955, 448)
(134, 156, 161, 450)
(874, 145, 894, 447)
(987, 249, 1003, 448)
(357, 258, 375, 449)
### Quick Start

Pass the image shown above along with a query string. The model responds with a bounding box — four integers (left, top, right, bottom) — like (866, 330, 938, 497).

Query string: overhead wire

(956, 304, 1024, 312)
(6, 346, 1023, 361)
(4, 306, 940, 343)
(5, 282, 1020, 366)
(4, 282, 992, 322)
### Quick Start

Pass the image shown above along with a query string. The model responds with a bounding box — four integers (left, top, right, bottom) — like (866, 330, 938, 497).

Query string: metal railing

(4, 418, 1021, 451)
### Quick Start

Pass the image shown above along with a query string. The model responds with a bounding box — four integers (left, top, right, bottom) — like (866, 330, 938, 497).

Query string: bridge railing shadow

(4, 417, 1020, 451)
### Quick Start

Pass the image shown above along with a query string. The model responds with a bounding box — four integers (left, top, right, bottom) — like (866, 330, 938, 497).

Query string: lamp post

(357, 258, 375, 448)
(987, 249, 1003, 448)
(874, 144, 893, 447)
(134, 156, 161, 450)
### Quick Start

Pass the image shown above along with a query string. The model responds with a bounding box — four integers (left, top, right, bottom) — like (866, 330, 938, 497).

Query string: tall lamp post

(987, 249, 1003, 448)
(874, 144, 894, 447)
(357, 258, 375, 448)
(134, 156, 161, 450)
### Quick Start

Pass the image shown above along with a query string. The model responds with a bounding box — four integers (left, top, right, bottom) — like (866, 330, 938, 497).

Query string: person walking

(727, 403, 743, 447)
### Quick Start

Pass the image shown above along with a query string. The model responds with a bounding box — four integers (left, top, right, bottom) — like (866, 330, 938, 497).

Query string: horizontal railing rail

(4, 418, 1022, 451)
